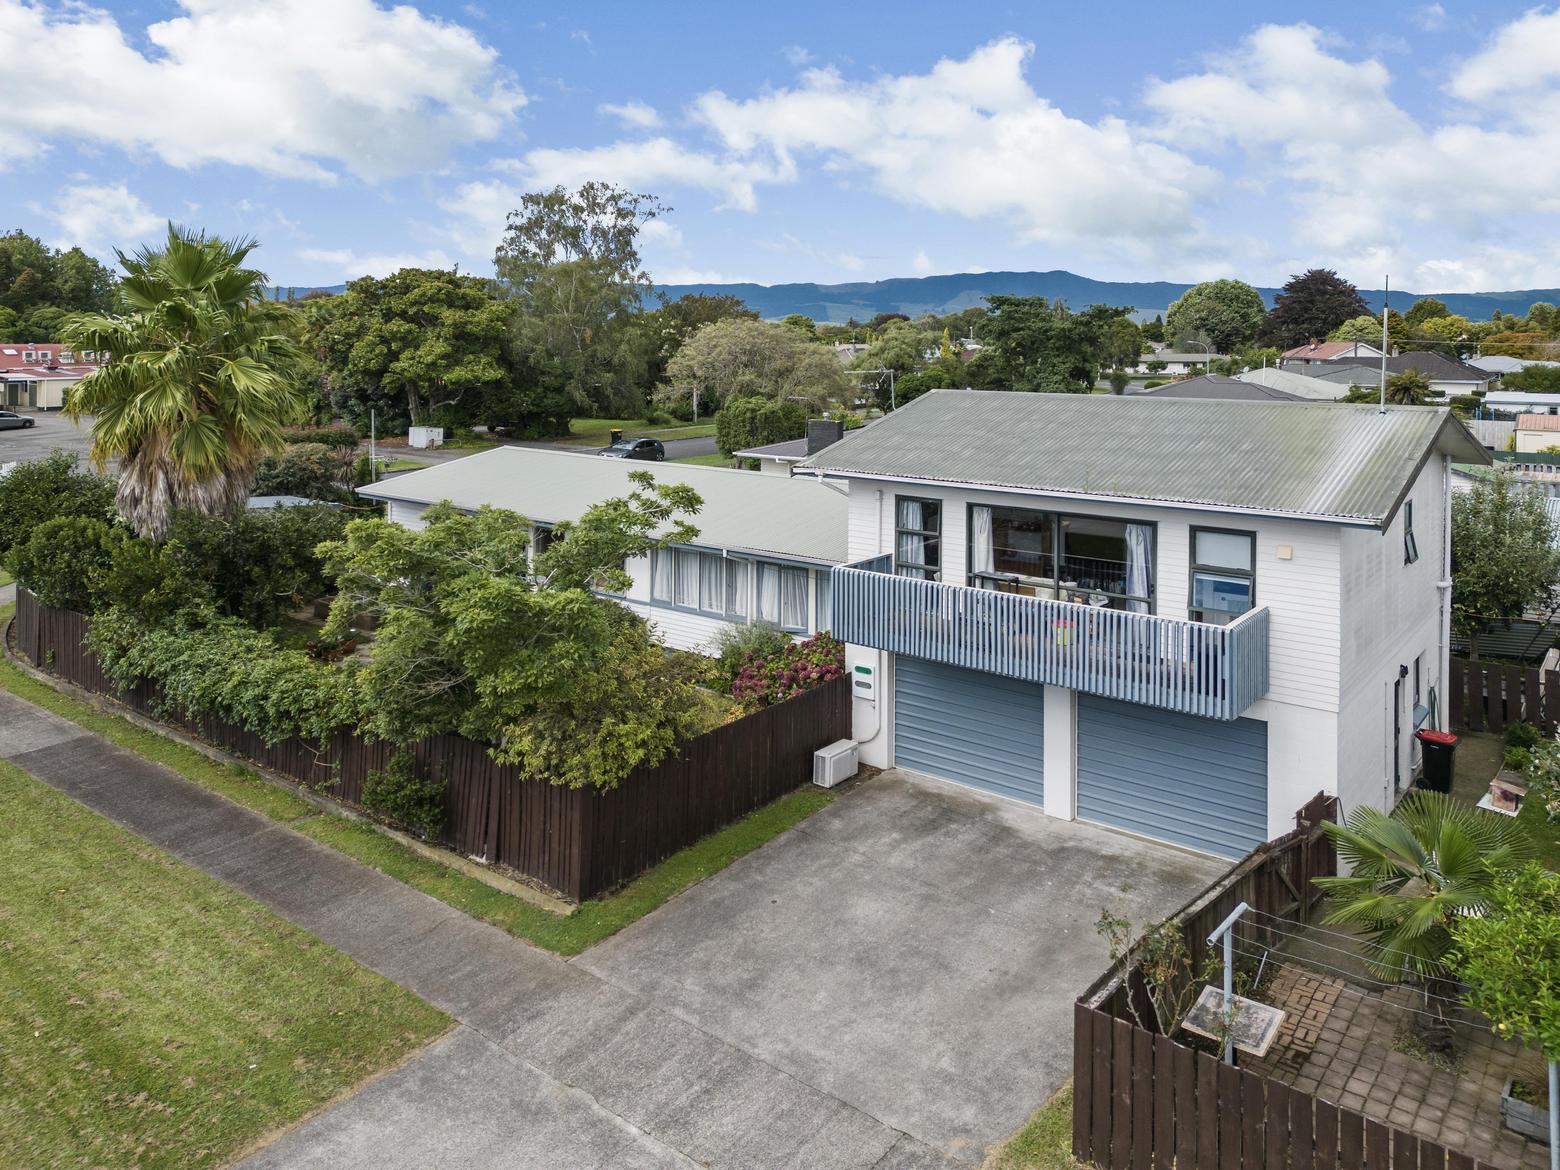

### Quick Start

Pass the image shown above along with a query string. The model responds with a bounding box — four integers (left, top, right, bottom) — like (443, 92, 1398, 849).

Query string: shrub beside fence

(12, 589, 851, 901)
(1072, 793, 1501, 1170)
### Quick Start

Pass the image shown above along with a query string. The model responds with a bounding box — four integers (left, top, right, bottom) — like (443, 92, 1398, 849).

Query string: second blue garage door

(1076, 695, 1268, 859)
(894, 656, 1045, 805)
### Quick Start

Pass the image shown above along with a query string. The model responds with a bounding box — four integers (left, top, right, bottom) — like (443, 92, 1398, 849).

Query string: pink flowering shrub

(731, 633, 845, 709)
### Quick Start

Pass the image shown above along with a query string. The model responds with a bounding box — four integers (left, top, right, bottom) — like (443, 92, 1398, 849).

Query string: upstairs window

(1189, 528, 1255, 626)
(1403, 501, 1419, 565)
(894, 497, 941, 580)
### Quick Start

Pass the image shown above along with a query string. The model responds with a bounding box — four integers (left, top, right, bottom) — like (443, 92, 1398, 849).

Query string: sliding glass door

(970, 504, 1154, 612)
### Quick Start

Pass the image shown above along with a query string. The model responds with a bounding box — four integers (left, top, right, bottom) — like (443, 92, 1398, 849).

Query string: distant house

(1300, 353, 1496, 400)
(1280, 339, 1385, 365)
(1515, 414, 1560, 453)
(0, 343, 106, 411)
(1484, 389, 1560, 417)
(734, 419, 849, 476)
(832, 342, 871, 363)
(1129, 351, 1214, 376)
(1234, 367, 1348, 401)
(1134, 375, 1302, 402)
(1467, 354, 1560, 376)
(358, 446, 847, 653)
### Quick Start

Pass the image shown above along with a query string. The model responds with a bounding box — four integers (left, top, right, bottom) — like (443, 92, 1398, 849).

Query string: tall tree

(658, 318, 848, 416)
(1164, 279, 1265, 353)
(633, 293, 757, 390)
(317, 268, 519, 432)
(1403, 297, 1450, 330)
(1451, 474, 1560, 659)
(63, 227, 309, 542)
(1259, 269, 1370, 349)
(494, 182, 667, 416)
(0, 230, 116, 318)
(977, 297, 1129, 391)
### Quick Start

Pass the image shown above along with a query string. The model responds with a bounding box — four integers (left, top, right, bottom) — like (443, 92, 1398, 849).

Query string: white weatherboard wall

(845, 478, 1354, 839)
(1335, 456, 1449, 816)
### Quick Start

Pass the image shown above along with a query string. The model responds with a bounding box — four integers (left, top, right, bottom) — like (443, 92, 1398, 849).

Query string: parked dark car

(0, 410, 35, 430)
(598, 437, 665, 461)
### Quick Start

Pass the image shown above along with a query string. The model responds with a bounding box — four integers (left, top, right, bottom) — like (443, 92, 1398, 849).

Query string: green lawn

(557, 417, 718, 446)
(0, 758, 447, 1170)
(982, 1082, 1080, 1170)
(381, 457, 429, 473)
(0, 566, 12, 587)
(0, 601, 836, 956)
(673, 452, 736, 467)
(1450, 730, 1560, 870)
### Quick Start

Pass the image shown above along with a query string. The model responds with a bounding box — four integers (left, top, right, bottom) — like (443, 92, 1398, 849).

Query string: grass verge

(982, 1082, 1081, 1170)
(0, 566, 12, 587)
(673, 452, 736, 467)
(558, 417, 717, 446)
(0, 758, 447, 1169)
(0, 601, 836, 955)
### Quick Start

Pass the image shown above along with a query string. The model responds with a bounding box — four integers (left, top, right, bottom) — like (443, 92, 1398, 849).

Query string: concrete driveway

(577, 769, 1223, 1163)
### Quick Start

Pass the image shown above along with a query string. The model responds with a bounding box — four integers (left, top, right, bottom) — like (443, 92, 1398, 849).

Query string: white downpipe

(1437, 455, 1453, 730)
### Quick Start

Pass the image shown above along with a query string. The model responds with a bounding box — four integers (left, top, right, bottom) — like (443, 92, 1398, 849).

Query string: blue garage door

(1077, 695, 1267, 859)
(894, 656, 1044, 805)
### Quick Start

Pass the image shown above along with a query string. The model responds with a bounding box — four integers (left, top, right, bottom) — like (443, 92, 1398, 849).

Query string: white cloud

(0, 0, 524, 183)
(598, 100, 662, 129)
(1414, 3, 1448, 32)
(46, 182, 161, 251)
(782, 46, 813, 67)
(912, 249, 935, 276)
(690, 39, 1216, 262)
(298, 247, 457, 278)
(1450, 8, 1560, 102)
(653, 266, 731, 284)
(638, 219, 684, 248)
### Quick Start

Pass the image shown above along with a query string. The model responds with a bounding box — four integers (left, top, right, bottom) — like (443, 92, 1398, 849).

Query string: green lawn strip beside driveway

(558, 417, 717, 446)
(981, 1082, 1081, 1170)
(0, 567, 13, 586)
(0, 601, 837, 956)
(0, 758, 449, 1170)
(673, 452, 736, 467)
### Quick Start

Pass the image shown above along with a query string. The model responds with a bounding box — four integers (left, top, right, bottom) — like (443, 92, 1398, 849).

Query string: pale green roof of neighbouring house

(800, 389, 1489, 528)
(357, 446, 849, 564)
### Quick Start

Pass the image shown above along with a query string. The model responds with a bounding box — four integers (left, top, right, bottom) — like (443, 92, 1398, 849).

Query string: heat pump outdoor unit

(813, 739, 858, 788)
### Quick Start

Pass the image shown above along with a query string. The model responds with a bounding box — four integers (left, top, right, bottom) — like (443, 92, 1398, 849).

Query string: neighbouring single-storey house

(1483, 389, 1560, 417)
(0, 343, 106, 411)
(1134, 375, 1303, 402)
(1467, 354, 1559, 376)
(1279, 339, 1386, 365)
(801, 389, 1487, 860)
(1515, 413, 1560, 453)
(1127, 351, 1214, 376)
(357, 446, 848, 653)
(1297, 354, 1496, 400)
(1234, 366, 1349, 401)
(734, 419, 852, 476)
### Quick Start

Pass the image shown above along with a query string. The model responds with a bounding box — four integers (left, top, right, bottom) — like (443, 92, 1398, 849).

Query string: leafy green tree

(318, 268, 514, 433)
(1317, 791, 1530, 1048)
(319, 476, 709, 787)
(1164, 279, 1265, 353)
(0, 230, 116, 318)
(0, 305, 20, 341)
(1503, 365, 1560, 393)
(1141, 314, 1165, 343)
(1411, 314, 1474, 357)
(780, 313, 817, 338)
(1259, 269, 1370, 349)
(63, 227, 310, 541)
(494, 182, 667, 416)
(0, 451, 117, 557)
(978, 297, 1129, 391)
(1100, 315, 1145, 369)
(714, 397, 808, 456)
(1403, 297, 1450, 330)
(1329, 315, 1383, 343)
(890, 356, 967, 408)
(1384, 368, 1432, 404)
(659, 317, 847, 416)
(850, 317, 939, 378)
(1452, 473, 1560, 658)
(252, 443, 354, 501)
(632, 293, 758, 392)
(1525, 302, 1559, 334)
(1107, 368, 1131, 394)
(1451, 863, 1560, 1065)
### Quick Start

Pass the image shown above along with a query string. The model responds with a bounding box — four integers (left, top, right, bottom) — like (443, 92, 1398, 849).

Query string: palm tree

(63, 226, 309, 541)
(1384, 368, 1432, 405)
(1315, 790, 1531, 1049)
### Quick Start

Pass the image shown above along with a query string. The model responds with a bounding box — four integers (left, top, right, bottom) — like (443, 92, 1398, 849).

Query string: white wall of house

(379, 499, 829, 655)
(842, 475, 1437, 837)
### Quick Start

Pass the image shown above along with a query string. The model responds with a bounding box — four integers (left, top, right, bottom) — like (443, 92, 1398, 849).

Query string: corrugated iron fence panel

(11, 590, 849, 903)
(1447, 657, 1556, 735)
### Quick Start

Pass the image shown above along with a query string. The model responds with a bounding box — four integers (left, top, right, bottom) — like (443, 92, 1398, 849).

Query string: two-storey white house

(800, 390, 1487, 859)
(358, 446, 847, 653)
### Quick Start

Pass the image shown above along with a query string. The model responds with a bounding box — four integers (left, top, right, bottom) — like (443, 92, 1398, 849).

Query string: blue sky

(3, 0, 1559, 293)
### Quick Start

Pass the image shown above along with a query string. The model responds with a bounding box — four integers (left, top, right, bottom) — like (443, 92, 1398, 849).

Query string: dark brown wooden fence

(11, 590, 851, 901)
(1446, 656, 1560, 735)
(1073, 793, 1499, 1170)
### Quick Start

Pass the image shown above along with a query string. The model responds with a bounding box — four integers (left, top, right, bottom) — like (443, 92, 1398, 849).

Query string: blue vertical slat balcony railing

(831, 555, 1269, 720)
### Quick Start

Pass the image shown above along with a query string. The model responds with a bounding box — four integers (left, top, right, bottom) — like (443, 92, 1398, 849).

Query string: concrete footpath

(0, 689, 955, 1169)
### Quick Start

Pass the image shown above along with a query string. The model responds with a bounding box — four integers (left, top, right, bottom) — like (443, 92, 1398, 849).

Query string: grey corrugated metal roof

(799, 389, 1489, 527)
(1302, 354, 1495, 386)
(734, 437, 810, 460)
(357, 446, 848, 564)
(1236, 366, 1347, 401)
(1136, 375, 1302, 402)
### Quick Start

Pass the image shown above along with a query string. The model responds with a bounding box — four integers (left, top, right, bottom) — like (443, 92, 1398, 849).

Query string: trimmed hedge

(282, 424, 360, 448)
(714, 397, 807, 457)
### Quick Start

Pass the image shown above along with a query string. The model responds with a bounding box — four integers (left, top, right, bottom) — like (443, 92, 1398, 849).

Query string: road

(389, 432, 719, 467)
(0, 411, 97, 466)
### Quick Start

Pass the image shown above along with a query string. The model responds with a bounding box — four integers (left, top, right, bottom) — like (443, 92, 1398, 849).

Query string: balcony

(830, 555, 1270, 721)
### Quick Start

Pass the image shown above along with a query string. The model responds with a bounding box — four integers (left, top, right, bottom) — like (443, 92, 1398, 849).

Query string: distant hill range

(271, 269, 1560, 323)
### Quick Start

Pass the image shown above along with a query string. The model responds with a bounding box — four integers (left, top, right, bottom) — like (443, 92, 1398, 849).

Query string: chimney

(806, 419, 845, 455)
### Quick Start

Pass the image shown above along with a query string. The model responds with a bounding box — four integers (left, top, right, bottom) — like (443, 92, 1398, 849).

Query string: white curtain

(896, 498, 924, 574)
(971, 505, 994, 583)
(781, 568, 808, 630)
(725, 560, 749, 618)
(699, 554, 723, 614)
(651, 550, 673, 602)
(675, 550, 699, 608)
(758, 564, 781, 624)
(1125, 524, 1152, 613)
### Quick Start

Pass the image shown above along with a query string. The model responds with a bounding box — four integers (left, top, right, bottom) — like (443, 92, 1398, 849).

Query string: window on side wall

(1403, 500, 1419, 565)
(894, 496, 941, 580)
(757, 563, 809, 632)
(1189, 528, 1255, 625)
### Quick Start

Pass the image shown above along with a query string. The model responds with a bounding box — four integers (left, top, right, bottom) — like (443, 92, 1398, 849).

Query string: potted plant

(1451, 862, 1560, 1157)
